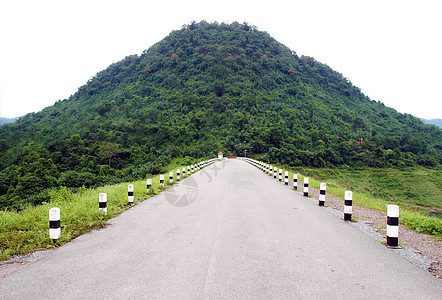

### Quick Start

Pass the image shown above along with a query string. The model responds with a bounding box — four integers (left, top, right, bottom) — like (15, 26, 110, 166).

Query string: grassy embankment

(261, 162, 441, 237)
(0, 158, 208, 261)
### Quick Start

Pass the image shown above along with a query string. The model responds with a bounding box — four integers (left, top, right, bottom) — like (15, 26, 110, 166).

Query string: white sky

(0, 0, 441, 119)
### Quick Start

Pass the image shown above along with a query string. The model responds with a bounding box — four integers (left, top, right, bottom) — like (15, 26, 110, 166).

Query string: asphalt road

(1, 159, 441, 299)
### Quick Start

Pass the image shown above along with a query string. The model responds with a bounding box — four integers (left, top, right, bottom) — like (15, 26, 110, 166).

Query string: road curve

(1, 159, 440, 299)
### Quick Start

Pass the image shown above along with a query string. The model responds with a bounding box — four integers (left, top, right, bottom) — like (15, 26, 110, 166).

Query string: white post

(177, 169, 181, 181)
(169, 172, 174, 184)
(319, 183, 326, 206)
(284, 171, 289, 185)
(49, 207, 60, 241)
(183, 167, 186, 177)
(278, 169, 282, 182)
(274, 167, 277, 179)
(344, 191, 352, 221)
(160, 175, 164, 187)
(146, 179, 152, 193)
(387, 205, 399, 247)
(270, 165, 273, 177)
(99, 193, 107, 215)
(293, 174, 298, 190)
(187, 166, 190, 176)
(128, 184, 134, 203)
(303, 177, 309, 197)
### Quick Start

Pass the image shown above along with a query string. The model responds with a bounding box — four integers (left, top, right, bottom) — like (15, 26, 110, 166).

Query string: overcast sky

(0, 0, 441, 119)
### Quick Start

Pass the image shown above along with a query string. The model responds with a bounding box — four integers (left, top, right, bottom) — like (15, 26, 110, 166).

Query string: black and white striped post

(270, 165, 273, 177)
(387, 205, 399, 247)
(278, 169, 282, 182)
(187, 166, 190, 176)
(160, 175, 164, 187)
(99, 193, 107, 215)
(344, 191, 352, 221)
(169, 172, 174, 184)
(303, 177, 309, 197)
(266, 164, 269, 174)
(182, 167, 186, 178)
(319, 183, 326, 206)
(191, 165, 194, 173)
(274, 167, 277, 179)
(49, 207, 60, 241)
(284, 171, 289, 185)
(177, 169, 181, 181)
(293, 174, 298, 190)
(147, 179, 152, 193)
(128, 184, 134, 204)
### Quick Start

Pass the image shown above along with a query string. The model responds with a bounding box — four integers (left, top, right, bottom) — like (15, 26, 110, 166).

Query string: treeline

(0, 21, 440, 209)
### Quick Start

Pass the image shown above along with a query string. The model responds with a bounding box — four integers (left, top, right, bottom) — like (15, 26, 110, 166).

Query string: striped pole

(160, 175, 164, 187)
(99, 193, 107, 215)
(49, 207, 60, 241)
(128, 184, 134, 203)
(270, 166, 273, 177)
(183, 167, 186, 178)
(274, 167, 277, 179)
(266, 164, 269, 174)
(177, 169, 180, 181)
(278, 169, 282, 182)
(293, 174, 298, 190)
(387, 205, 399, 247)
(187, 166, 190, 176)
(191, 165, 194, 173)
(147, 179, 152, 193)
(319, 183, 326, 206)
(284, 171, 289, 185)
(169, 172, 174, 184)
(303, 177, 309, 197)
(344, 191, 352, 221)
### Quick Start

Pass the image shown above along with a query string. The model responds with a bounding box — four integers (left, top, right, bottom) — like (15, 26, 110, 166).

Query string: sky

(0, 0, 441, 119)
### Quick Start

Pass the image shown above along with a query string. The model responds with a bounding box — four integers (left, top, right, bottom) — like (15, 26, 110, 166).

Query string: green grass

(252, 161, 442, 237)
(0, 161, 208, 261)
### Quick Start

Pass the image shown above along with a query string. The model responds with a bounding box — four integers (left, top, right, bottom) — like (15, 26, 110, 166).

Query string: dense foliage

(0, 21, 440, 209)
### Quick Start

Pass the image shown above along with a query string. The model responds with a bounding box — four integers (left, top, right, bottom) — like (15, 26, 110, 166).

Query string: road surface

(1, 159, 440, 299)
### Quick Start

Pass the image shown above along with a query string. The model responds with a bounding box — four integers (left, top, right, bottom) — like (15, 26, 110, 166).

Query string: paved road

(1, 159, 441, 299)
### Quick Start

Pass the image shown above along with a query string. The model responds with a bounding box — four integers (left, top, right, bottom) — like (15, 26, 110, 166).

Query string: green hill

(0, 21, 441, 209)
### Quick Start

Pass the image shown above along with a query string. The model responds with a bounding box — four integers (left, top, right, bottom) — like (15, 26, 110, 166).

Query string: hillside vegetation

(0, 21, 440, 209)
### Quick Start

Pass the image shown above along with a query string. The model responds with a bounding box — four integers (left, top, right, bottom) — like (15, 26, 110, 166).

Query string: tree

(98, 142, 119, 167)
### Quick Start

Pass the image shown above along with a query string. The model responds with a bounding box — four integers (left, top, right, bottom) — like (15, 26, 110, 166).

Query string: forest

(0, 21, 440, 209)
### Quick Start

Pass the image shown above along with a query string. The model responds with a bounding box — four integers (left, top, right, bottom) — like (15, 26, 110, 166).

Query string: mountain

(0, 21, 441, 208)
(421, 118, 442, 128)
(0, 117, 18, 126)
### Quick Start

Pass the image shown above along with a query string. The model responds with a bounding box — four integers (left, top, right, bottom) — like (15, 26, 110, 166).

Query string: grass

(0, 161, 209, 261)
(250, 160, 442, 237)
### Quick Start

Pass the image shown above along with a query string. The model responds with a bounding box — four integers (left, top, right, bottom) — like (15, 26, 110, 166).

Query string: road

(1, 159, 441, 299)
